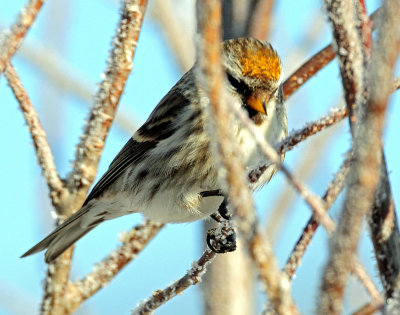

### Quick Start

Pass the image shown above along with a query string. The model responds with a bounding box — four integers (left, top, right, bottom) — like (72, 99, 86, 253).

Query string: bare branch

(64, 221, 163, 314)
(0, 0, 45, 76)
(67, 0, 148, 208)
(151, 0, 194, 72)
(4, 63, 66, 207)
(202, 236, 255, 315)
(247, 0, 275, 40)
(132, 249, 217, 315)
(283, 44, 335, 100)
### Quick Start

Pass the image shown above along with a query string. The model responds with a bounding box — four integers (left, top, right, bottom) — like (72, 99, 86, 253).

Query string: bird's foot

(200, 191, 237, 253)
(206, 225, 237, 253)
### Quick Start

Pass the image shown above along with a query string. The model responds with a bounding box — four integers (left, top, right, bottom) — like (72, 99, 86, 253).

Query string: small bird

(22, 37, 287, 262)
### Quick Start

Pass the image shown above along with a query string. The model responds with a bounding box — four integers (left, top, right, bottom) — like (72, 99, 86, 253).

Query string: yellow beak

(247, 93, 268, 115)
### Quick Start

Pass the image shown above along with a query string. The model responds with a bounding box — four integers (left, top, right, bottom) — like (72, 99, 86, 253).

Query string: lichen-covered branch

(64, 221, 163, 314)
(0, 0, 45, 76)
(4, 63, 66, 207)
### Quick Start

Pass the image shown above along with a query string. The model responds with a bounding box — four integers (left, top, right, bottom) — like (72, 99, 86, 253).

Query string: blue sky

(1, 0, 398, 314)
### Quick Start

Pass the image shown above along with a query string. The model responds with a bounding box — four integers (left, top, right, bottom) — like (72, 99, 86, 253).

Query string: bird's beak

(247, 92, 268, 115)
(262, 100, 267, 115)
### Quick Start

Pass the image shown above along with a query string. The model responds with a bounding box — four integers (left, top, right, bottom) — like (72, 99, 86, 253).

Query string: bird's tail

(21, 206, 97, 263)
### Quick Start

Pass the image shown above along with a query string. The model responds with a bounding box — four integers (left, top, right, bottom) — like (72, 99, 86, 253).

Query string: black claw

(200, 189, 224, 198)
(206, 228, 237, 254)
(217, 200, 231, 220)
(210, 213, 222, 223)
(210, 199, 232, 223)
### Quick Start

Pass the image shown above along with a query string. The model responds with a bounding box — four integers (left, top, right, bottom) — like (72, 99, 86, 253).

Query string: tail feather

(21, 207, 97, 263)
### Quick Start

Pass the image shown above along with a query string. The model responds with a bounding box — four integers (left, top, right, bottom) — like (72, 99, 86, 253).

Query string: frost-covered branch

(17, 40, 139, 133)
(0, 0, 45, 76)
(67, 0, 148, 207)
(369, 155, 400, 299)
(132, 249, 217, 315)
(4, 63, 66, 207)
(282, 8, 380, 101)
(276, 105, 347, 154)
(318, 0, 400, 313)
(196, 1, 299, 314)
(40, 1, 149, 314)
(64, 221, 163, 314)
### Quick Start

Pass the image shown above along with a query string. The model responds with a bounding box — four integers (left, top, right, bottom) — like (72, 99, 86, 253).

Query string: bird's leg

(200, 190, 237, 253)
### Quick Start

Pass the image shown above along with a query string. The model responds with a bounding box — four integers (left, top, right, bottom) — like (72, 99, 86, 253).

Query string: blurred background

(1, 0, 398, 314)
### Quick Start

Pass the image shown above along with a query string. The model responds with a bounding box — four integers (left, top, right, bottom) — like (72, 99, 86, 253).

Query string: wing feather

(83, 80, 191, 205)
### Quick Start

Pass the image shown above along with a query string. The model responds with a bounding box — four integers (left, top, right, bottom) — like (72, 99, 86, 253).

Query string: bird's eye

(226, 72, 252, 97)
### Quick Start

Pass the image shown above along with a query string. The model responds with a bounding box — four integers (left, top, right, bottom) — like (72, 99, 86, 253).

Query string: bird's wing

(83, 83, 191, 205)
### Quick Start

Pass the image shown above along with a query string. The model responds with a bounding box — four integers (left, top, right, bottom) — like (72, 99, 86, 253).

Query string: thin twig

(266, 128, 334, 244)
(132, 249, 217, 315)
(0, 0, 45, 76)
(283, 44, 335, 100)
(282, 9, 380, 101)
(284, 153, 352, 280)
(4, 63, 66, 207)
(64, 221, 163, 314)
(234, 105, 336, 233)
(352, 259, 383, 305)
(151, 0, 194, 72)
(17, 40, 139, 133)
(351, 302, 383, 315)
(276, 105, 347, 155)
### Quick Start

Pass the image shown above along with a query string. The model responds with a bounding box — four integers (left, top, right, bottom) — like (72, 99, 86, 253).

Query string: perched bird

(22, 37, 287, 263)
